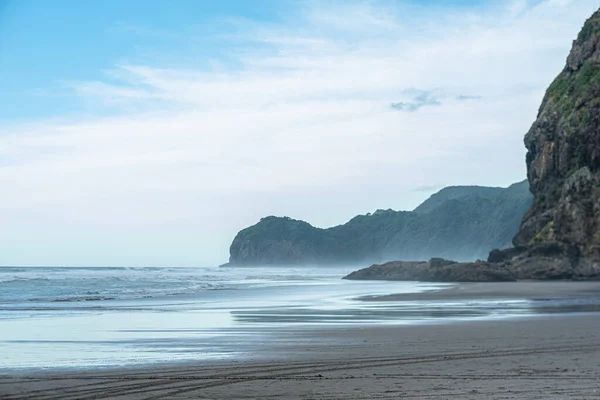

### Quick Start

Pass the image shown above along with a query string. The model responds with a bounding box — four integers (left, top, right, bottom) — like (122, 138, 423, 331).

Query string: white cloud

(1, 0, 598, 266)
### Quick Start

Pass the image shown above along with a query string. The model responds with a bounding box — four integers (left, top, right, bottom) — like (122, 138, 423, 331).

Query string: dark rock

(428, 258, 458, 267)
(506, 255, 576, 280)
(487, 246, 528, 263)
(524, 242, 580, 260)
(343, 259, 515, 282)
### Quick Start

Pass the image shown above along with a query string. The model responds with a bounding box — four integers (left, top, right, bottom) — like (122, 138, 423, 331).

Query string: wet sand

(2, 281, 600, 399)
(361, 280, 600, 301)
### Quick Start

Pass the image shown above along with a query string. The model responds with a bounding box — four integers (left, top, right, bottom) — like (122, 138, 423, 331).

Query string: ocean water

(1, 265, 598, 371)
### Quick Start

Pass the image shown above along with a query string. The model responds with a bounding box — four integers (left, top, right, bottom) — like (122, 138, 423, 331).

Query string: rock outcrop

(343, 258, 515, 282)
(228, 181, 532, 266)
(345, 243, 600, 282)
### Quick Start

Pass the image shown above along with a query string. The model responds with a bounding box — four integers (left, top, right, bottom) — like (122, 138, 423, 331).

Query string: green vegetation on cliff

(515, 8, 600, 255)
(228, 181, 532, 265)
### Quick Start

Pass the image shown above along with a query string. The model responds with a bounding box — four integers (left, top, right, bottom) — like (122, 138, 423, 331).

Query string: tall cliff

(514, 9, 600, 258)
(228, 181, 532, 266)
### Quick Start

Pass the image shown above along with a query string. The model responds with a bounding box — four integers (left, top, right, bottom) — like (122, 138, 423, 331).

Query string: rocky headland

(346, 8, 600, 282)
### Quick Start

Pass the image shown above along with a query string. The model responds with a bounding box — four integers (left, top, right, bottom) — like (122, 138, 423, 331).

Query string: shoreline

(359, 280, 600, 301)
(2, 314, 600, 399)
(3, 281, 600, 399)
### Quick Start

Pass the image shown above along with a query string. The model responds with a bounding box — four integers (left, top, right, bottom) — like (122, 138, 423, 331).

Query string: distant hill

(227, 180, 532, 266)
(413, 185, 504, 214)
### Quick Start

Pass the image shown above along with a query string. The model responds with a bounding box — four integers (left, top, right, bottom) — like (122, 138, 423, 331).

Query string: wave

(0, 277, 51, 284)
(0, 265, 349, 305)
(0, 267, 231, 303)
(244, 274, 322, 281)
(51, 296, 117, 302)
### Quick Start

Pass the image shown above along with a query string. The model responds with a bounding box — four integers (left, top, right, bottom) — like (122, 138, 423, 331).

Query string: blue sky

(0, 0, 598, 266)
(0, 0, 518, 121)
(0, 0, 284, 120)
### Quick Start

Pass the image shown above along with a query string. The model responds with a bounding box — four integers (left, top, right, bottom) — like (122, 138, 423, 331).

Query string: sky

(0, 0, 598, 267)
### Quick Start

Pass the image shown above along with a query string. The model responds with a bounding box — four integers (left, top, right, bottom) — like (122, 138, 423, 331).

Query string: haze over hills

(229, 7, 600, 276)
(227, 180, 532, 266)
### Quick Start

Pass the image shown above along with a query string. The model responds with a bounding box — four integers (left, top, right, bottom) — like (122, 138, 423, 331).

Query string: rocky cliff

(514, 9, 600, 256)
(228, 181, 532, 266)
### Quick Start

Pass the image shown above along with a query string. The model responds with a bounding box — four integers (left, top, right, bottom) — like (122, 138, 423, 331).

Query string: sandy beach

(2, 281, 600, 399)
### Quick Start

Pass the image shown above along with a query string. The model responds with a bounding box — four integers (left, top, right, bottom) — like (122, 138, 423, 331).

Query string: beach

(2, 281, 600, 399)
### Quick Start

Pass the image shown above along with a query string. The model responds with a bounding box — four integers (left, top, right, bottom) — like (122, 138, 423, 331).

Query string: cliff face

(514, 9, 600, 257)
(229, 181, 532, 266)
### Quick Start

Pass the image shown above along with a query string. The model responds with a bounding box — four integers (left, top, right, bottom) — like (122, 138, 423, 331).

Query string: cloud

(456, 94, 483, 101)
(391, 91, 441, 112)
(1, 0, 599, 266)
(508, 0, 530, 18)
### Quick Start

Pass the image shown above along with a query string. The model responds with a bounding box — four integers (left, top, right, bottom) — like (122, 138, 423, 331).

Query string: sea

(1, 265, 598, 371)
